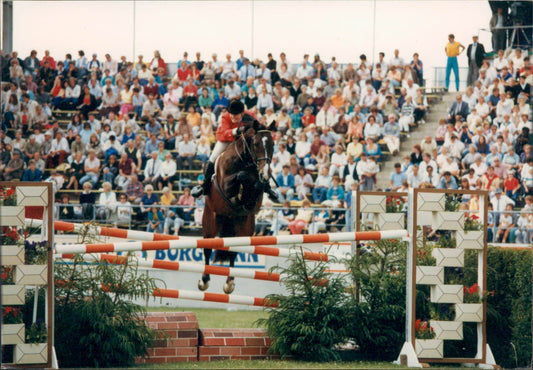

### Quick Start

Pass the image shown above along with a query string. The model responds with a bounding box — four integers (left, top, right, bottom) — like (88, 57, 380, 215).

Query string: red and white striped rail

(153, 288, 277, 307)
(56, 243, 328, 261)
(60, 253, 281, 283)
(26, 219, 185, 241)
(54, 230, 408, 258)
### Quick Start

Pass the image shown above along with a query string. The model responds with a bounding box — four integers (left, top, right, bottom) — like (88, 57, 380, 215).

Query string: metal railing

(54, 203, 353, 235)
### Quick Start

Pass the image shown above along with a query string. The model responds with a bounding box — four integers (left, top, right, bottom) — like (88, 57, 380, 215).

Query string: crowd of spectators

(386, 46, 532, 244)
(1, 47, 531, 241)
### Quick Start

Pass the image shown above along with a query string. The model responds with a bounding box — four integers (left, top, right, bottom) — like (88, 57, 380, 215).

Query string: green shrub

(344, 239, 407, 361)
(54, 255, 161, 368)
(256, 247, 350, 362)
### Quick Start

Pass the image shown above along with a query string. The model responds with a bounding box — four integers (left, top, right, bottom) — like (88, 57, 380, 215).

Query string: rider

(191, 98, 280, 202)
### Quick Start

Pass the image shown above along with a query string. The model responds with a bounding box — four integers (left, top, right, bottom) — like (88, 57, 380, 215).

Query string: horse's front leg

(199, 201, 218, 291)
(223, 214, 255, 294)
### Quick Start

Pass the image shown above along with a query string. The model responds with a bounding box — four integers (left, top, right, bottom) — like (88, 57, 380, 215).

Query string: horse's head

(241, 115, 275, 184)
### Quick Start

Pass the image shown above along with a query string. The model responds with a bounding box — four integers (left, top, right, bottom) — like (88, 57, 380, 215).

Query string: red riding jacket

(216, 110, 257, 142)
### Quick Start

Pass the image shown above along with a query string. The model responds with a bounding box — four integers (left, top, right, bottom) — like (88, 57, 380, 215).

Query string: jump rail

(54, 230, 408, 257)
(59, 253, 281, 282)
(152, 288, 277, 307)
(26, 219, 187, 241)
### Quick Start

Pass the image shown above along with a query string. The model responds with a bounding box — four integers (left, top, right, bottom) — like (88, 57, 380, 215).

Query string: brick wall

(136, 312, 199, 364)
(136, 312, 276, 364)
(199, 328, 273, 361)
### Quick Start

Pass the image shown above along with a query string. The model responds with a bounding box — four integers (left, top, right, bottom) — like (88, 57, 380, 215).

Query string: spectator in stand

(123, 173, 143, 205)
(288, 199, 313, 234)
(78, 181, 96, 220)
(275, 165, 295, 202)
(21, 159, 42, 182)
(177, 133, 196, 171)
(308, 208, 329, 234)
(444, 34, 465, 91)
(514, 211, 532, 244)
(363, 137, 382, 162)
(382, 114, 400, 156)
(178, 187, 195, 223)
(79, 149, 100, 187)
(398, 96, 415, 135)
(438, 171, 458, 189)
(96, 181, 117, 220)
(150, 50, 167, 75)
(48, 131, 70, 168)
(389, 163, 407, 191)
(294, 166, 313, 200)
(329, 145, 347, 177)
(363, 115, 381, 141)
(407, 164, 425, 188)
(357, 153, 378, 191)
(503, 171, 520, 202)
(115, 193, 132, 227)
(325, 175, 344, 207)
(157, 152, 177, 191)
(65, 151, 84, 190)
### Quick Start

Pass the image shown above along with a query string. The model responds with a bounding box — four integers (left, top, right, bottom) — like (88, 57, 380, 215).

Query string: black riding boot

(192, 161, 215, 198)
(264, 182, 282, 203)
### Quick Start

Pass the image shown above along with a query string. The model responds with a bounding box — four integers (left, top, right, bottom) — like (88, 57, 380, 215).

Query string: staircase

(375, 92, 457, 190)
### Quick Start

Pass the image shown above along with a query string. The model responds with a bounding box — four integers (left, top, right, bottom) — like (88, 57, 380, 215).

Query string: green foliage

(473, 247, 532, 368)
(343, 239, 407, 361)
(444, 194, 460, 211)
(54, 254, 161, 367)
(256, 247, 350, 362)
(25, 322, 47, 343)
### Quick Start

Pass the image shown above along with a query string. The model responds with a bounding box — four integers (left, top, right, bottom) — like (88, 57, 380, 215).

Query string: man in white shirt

(389, 49, 405, 69)
(403, 79, 420, 99)
(48, 131, 70, 168)
(157, 152, 177, 191)
(177, 133, 197, 171)
(295, 61, 313, 83)
(79, 149, 100, 187)
(275, 143, 291, 167)
(407, 164, 425, 188)
(329, 145, 347, 177)
(143, 151, 161, 187)
(356, 153, 377, 191)
(327, 62, 342, 82)
(224, 79, 242, 100)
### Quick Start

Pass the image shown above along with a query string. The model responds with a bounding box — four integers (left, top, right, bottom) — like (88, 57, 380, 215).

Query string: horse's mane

(242, 113, 276, 134)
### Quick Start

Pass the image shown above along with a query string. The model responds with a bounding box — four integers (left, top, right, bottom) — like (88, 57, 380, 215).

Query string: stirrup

(191, 185, 204, 198)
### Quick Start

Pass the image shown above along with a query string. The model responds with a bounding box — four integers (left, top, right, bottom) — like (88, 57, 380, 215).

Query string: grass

(134, 359, 407, 369)
(147, 307, 268, 328)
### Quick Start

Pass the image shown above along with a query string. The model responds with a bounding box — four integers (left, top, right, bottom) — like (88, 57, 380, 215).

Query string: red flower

(471, 214, 479, 220)
(415, 319, 421, 331)
(6, 188, 15, 196)
(1, 273, 7, 280)
(468, 283, 479, 295)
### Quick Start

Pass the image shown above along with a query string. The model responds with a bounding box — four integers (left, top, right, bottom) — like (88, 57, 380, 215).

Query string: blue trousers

(445, 56, 459, 91)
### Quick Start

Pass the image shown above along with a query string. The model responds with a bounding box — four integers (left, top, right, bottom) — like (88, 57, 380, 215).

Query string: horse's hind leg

(223, 214, 255, 294)
(198, 201, 218, 291)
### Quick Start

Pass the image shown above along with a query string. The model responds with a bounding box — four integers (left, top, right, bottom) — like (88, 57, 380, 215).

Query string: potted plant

(414, 319, 443, 359)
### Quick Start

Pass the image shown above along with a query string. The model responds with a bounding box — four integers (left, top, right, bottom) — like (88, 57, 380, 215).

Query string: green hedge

(482, 247, 532, 368)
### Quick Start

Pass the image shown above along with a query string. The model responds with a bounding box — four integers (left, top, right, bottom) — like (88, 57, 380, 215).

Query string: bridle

(237, 130, 272, 179)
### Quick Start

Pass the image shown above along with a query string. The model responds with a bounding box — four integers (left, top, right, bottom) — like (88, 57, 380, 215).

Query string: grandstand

(0, 42, 531, 243)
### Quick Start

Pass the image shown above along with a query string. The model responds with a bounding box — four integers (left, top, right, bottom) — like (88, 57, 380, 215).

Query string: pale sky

(10, 0, 493, 85)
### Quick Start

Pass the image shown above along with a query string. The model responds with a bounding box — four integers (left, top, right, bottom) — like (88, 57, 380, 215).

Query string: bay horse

(199, 116, 275, 294)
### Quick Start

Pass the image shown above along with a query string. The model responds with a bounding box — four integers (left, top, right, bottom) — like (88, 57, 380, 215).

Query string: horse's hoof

(198, 280, 209, 291)
(223, 281, 235, 294)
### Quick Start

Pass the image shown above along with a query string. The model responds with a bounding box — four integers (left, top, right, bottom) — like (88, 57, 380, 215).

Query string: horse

(198, 116, 275, 294)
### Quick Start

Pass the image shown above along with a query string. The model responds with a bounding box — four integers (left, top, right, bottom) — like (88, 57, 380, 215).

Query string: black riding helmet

(228, 99, 245, 115)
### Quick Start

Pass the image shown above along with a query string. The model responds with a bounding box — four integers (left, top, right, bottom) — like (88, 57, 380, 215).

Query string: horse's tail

(213, 216, 237, 263)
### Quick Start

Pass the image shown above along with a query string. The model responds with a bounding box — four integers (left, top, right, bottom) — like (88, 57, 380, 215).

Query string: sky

(9, 0, 493, 86)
